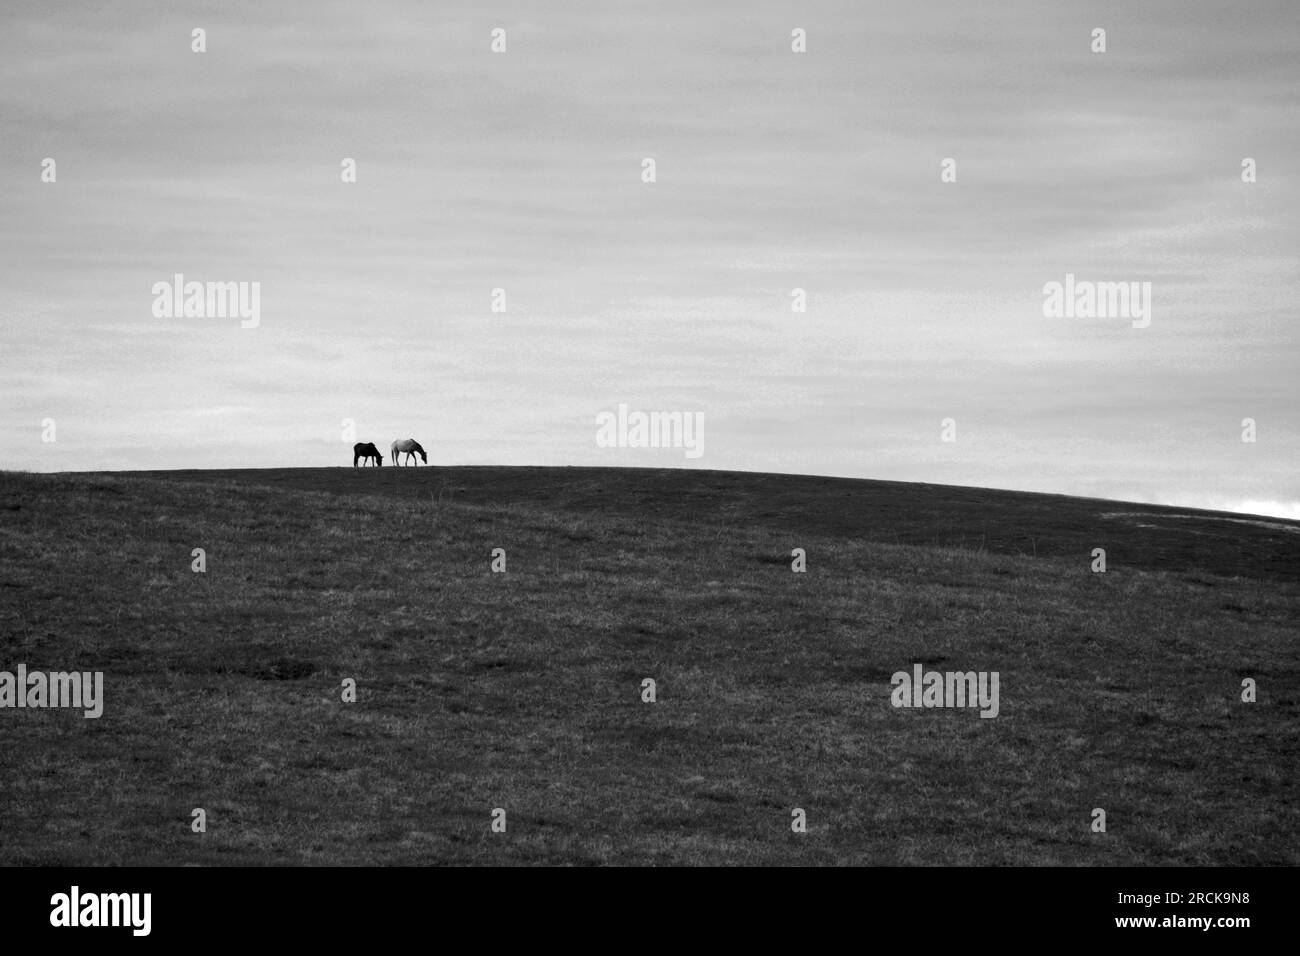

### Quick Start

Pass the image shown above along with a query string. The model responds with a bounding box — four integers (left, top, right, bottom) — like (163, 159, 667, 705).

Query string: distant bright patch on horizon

(1, 1, 1296, 524)
(1186, 500, 1300, 523)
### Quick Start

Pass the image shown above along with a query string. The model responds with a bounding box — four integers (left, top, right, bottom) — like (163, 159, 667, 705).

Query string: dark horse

(391, 438, 427, 466)
(353, 442, 383, 467)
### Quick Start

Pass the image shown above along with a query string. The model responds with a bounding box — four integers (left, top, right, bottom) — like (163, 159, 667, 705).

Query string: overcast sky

(2, 0, 1297, 517)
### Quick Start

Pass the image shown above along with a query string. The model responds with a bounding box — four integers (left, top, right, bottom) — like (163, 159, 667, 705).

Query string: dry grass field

(0, 466, 1295, 864)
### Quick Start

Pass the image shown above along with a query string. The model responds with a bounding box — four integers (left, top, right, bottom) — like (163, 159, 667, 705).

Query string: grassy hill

(0, 466, 1296, 865)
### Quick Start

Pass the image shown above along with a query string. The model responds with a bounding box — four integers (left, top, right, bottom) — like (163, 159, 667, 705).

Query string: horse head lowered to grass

(352, 442, 383, 467)
(390, 438, 427, 466)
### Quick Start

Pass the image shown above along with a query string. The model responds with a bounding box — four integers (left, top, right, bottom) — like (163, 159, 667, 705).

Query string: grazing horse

(391, 438, 427, 466)
(353, 442, 383, 467)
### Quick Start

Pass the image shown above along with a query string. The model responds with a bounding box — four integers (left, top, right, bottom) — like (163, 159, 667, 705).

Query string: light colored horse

(352, 442, 383, 467)
(391, 438, 427, 466)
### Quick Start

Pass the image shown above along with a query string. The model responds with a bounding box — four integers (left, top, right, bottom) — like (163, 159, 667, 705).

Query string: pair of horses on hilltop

(352, 439, 427, 467)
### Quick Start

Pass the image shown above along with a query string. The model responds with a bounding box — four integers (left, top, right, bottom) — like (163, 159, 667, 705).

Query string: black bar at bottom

(0, 865, 1284, 943)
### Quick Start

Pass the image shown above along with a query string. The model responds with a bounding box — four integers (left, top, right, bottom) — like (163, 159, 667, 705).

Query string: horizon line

(8, 462, 1299, 526)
